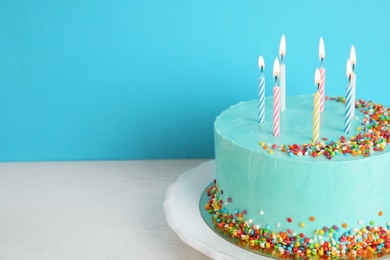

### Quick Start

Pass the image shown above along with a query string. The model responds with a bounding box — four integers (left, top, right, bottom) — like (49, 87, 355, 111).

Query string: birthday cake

(205, 94, 390, 259)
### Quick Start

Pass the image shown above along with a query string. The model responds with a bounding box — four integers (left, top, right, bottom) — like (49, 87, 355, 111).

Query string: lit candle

(279, 34, 286, 111)
(319, 37, 326, 112)
(273, 58, 280, 137)
(257, 55, 266, 123)
(350, 45, 357, 117)
(344, 60, 353, 134)
(313, 69, 321, 142)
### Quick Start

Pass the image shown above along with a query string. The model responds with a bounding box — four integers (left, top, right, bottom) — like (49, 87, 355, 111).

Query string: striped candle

(273, 85, 280, 136)
(273, 58, 280, 136)
(344, 60, 353, 134)
(350, 46, 357, 117)
(344, 85, 353, 134)
(258, 56, 265, 123)
(279, 64, 286, 111)
(319, 68, 326, 112)
(351, 74, 356, 117)
(279, 35, 286, 111)
(313, 69, 321, 142)
(318, 37, 326, 112)
(313, 92, 321, 142)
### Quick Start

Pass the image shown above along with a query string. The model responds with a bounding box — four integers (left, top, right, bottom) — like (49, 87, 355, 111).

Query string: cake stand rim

(163, 160, 264, 260)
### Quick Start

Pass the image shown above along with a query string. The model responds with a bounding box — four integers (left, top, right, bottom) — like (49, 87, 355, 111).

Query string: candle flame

(279, 34, 286, 58)
(315, 69, 321, 85)
(350, 45, 356, 66)
(346, 59, 352, 78)
(273, 58, 280, 78)
(319, 37, 325, 60)
(258, 55, 265, 70)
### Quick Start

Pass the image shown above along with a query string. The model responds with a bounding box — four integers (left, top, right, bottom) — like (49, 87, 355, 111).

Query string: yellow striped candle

(313, 69, 321, 143)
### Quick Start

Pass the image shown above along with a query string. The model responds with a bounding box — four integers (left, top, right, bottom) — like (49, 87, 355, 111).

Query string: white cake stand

(163, 160, 266, 260)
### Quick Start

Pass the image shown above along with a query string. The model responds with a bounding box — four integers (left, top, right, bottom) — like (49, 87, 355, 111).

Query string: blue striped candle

(258, 56, 265, 123)
(351, 74, 356, 117)
(258, 76, 265, 123)
(279, 35, 286, 111)
(344, 85, 353, 134)
(350, 46, 357, 117)
(344, 60, 353, 134)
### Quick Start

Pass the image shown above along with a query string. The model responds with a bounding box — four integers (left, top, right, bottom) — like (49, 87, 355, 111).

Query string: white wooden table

(0, 159, 211, 260)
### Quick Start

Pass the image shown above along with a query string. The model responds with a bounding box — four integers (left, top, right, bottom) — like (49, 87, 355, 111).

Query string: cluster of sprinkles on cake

(205, 180, 390, 259)
(260, 96, 390, 159)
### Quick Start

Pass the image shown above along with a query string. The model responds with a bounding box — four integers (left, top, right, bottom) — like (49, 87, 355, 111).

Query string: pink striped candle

(273, 86, 280, 136)
(279, 64, 286, 111)
(273, 58, 280, 136)
(319, 37, 326, 112)
(319, 68, 325, 112)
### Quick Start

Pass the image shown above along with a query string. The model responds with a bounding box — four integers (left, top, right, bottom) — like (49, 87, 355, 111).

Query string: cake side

(215, 128, 390, 235)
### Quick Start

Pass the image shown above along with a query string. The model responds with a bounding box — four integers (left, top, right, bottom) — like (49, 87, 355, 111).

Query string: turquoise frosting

(214, 95, 390, 236)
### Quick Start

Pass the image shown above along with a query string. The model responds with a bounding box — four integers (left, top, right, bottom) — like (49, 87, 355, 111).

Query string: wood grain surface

(0, 160, 211, 260)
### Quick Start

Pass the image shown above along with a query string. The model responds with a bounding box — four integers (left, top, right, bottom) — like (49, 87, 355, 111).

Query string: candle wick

(349, 75, 351, 84)
(281, 55, 284, 63)
(321, 58, 324, 67)
(352, 64, 355, 72)
(261, 67, 264, 74)
(275, 76, 278, 85)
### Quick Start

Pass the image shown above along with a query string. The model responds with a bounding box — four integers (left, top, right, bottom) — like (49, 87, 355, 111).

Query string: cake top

(215, 95, 390, 161)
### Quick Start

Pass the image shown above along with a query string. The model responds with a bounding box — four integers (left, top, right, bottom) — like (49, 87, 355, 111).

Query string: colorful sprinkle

(266, 97, 390, 159)
(205, 176, 390, 259)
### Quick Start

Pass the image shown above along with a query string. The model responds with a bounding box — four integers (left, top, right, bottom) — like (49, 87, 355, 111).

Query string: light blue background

(0, 0, 389, 162)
